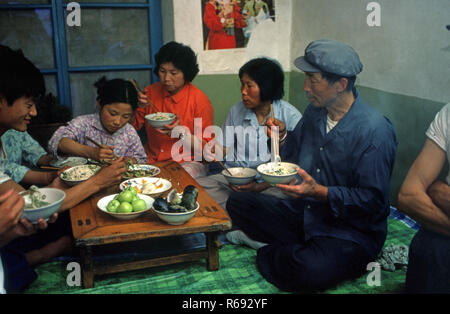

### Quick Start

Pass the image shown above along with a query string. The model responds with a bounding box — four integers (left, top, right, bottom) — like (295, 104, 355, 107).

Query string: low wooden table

(69, 161, 232, 289)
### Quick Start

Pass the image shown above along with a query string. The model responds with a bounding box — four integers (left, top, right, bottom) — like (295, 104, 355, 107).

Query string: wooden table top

(70, 161, 232, 247)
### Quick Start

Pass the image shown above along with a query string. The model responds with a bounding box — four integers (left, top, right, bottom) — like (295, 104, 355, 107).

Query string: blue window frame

(0, 0, 162, 113)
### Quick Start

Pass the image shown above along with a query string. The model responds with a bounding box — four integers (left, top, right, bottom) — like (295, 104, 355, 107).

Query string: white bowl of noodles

(257, 162, 299, 185)
(20, 188, 66, 223)
(145, 112, 176, 128)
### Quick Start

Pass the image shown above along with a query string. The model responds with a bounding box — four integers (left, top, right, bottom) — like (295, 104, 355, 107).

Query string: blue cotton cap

(294, 39, 363, 77)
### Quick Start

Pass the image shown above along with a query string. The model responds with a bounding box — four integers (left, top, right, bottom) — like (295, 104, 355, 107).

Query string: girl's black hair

(153, 41, 199, 82)
(94, 76, 138, 110)
(239, 57, 284, 102)
(0, 45, 45, 105)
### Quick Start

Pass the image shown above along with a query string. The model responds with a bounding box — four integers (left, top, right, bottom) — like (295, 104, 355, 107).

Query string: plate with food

(122, 164, 160, 179)
(50, 157, 87, 168)
(60, 164, 101, 186)
(120, 177, 172, 197)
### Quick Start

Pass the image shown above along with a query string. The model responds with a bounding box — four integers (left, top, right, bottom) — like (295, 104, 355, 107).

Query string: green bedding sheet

(23, 218, 417, 294)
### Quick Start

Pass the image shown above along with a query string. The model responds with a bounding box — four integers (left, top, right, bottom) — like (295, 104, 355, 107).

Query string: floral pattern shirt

(48, 113, 147, 163)
(1, 129, 47, 183)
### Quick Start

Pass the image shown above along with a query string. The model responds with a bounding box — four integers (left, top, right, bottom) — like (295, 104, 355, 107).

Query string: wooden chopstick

(270, 103, 274, 121)
(130, 79, 160, 113)
(40, 166, 61, 171)
(199, 137, 233, 176)
(85, 136, 103, 148)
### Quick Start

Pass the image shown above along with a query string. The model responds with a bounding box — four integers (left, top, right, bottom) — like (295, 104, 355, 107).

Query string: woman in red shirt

(132, 41, 214, 178)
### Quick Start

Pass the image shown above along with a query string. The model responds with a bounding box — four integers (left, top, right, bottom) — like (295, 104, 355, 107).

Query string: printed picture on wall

(202, 0, 275, 50)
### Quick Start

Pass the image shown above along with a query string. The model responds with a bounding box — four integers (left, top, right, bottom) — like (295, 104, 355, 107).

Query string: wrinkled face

(240, 73, 263, 110)
(0, 96, 37, 133)
(99, 102, 133, 134)
(158, 62, 186, 95)
(303, 72, 339, 108)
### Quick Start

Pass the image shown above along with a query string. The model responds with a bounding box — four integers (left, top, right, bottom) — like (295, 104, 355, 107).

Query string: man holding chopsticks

(226, 39, 398, 292)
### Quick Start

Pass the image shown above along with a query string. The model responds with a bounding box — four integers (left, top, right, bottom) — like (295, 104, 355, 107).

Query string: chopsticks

(130, 79, 160, 114)
(199, 137, 233, 176)
(85, 136, 103, 148)
(269, 104, 280, 164)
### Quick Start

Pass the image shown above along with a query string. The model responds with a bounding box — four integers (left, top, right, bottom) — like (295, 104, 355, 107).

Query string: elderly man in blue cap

(225, 39, 398, 292)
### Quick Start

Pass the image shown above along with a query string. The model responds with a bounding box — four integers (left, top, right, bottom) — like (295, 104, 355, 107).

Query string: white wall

(291, 0, 450, 103)
(172, 0, 294, 74)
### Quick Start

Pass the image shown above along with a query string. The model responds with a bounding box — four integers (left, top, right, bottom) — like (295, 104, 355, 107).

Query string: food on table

(122, 160, 159, 179)
(141, 179, 164, 194)
(61, 165, 100, 181)
(153, 185, 199, 213)
(107, 187, 147, 213)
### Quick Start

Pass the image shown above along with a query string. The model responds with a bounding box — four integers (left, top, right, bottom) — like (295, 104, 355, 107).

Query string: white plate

(120, 177, 172, 196)
(97, 193, 155, 220)
(50, 157, 87, 168)
(123, 164, 160, 178)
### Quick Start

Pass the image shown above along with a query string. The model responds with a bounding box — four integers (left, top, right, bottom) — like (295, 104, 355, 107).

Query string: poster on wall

(201, 0, 275, 50)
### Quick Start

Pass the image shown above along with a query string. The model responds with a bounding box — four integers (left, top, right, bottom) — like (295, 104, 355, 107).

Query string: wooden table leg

(79, 246, 94, 289)
(206, 232, 220, 271)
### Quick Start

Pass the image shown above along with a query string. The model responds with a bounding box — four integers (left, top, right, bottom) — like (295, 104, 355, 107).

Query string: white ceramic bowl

(60, 164, 101, 186)
(145, 112, 176, 128)
(120, 177, 172, 198)
(97, 193, 155, 220)
(257, 162, 299, 185)
(152, 201, 199, 226)
(221, 167, 257, 185)
(21, 188, 66, 223)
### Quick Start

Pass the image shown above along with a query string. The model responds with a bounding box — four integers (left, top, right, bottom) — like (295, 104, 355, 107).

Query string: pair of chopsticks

(129, 79, 160, 114)
(198, 137, 233, 176)
(269, 104, 280, 163)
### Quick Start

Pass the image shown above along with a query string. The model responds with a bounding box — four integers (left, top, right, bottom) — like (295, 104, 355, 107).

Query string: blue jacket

(281, 89, 398, 258)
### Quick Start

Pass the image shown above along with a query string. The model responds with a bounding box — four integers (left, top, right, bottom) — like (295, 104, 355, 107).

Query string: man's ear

(335, 77, 348, 93)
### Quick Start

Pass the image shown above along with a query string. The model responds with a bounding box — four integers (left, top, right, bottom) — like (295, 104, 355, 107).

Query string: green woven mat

(23, 218, 417, 294)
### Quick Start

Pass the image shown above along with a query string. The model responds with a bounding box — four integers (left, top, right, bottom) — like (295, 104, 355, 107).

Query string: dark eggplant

(153, 197, 169, 212)
(181, 185, 198, 211)
(168, 204, 188, 213)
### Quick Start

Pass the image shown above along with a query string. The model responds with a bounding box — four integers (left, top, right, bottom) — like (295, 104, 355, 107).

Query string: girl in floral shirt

(48, 77, 147, 164)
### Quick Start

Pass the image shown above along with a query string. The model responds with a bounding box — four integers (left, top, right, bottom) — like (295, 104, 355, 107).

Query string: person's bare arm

(36, 154, 53, 167)
(397, 139, 450, 236)
(20, 170, 57, 186)
(427, 180, 450, 215)
(58, 137, 114, 161)
(53, 158, 127, 211)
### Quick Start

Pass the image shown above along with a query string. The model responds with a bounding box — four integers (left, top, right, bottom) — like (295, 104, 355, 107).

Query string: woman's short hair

(94, 76, 138, 110)
(238, 57, 285, 102)
(153, 41, 200, 82)
(0, 45, 45, 106)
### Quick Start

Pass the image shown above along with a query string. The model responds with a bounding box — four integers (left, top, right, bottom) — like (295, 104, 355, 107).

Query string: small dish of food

(221, 167, 257, 185)
(20, 186, 66, 223)
(60, 164, 101, 186)
(120, 177, 172, 197)
(122, 164, 160, 179)
(257, 162, 299, 185)
(145, 112, 176, 128)
(151, 185, 199, 225)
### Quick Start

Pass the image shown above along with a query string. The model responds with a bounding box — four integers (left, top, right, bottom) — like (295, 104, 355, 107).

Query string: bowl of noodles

(20, 187, 66, 223)
(60, 164, 101, 186)
(221, 167, 257, 185)
(257, 162, 299, 185)
(145, 112, 176, 128)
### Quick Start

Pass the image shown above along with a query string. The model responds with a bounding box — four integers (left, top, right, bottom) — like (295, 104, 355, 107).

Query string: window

(0, 0, 162, 117)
